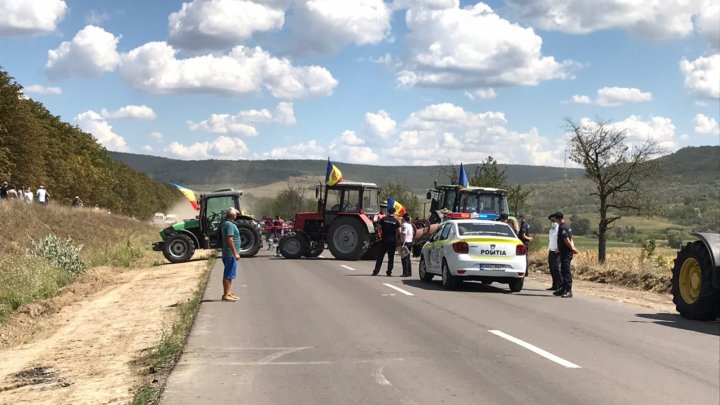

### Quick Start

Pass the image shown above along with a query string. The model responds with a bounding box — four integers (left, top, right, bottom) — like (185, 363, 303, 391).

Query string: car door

(429, 223, 452, 272)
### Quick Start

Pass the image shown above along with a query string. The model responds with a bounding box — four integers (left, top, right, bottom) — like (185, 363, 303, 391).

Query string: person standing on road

(518, 214, 533, 271)
(221, 207, 242, 302)
(372, 207, 401, 277)
(546, 213, 561, 291)
(400, 213, 414, 277)
(554, 212, 579, 298)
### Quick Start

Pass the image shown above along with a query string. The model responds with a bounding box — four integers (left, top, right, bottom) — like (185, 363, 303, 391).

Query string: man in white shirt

(400, 214, 414, 277)
(547, 213, 561, 291)
(36, 185, 48, 205)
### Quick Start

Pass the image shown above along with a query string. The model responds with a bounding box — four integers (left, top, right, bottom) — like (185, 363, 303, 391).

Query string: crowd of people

(0, 182, 50, 204)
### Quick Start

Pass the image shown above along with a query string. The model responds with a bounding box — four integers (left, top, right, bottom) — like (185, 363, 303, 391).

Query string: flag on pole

(325, 158, 344, 186)
(171, 183, 200, 211)
(458, 162, 469, 187)
(387, 197, 407, 216)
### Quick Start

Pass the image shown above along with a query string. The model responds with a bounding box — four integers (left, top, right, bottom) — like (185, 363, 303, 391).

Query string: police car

(418, 219, 527, 292)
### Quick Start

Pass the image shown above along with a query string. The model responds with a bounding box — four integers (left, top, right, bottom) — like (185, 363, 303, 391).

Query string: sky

(0, 0, 718, 167)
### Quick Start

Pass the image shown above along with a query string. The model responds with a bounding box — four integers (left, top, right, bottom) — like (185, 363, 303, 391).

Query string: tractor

(152, 189, 262, 263)
(279, 181, 382, 260)
(671, 232, 720, 320)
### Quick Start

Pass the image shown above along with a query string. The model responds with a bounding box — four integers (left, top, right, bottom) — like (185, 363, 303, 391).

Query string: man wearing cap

(554, 211, 579, 298)
(372, 207, 401, 276)
(546, 213, 561, 291)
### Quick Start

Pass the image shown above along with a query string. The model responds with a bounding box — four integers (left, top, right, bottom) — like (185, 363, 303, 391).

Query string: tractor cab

(318, 181, 381, 221)
(197, 189, 245, 242)
(456, 187, 509, 220)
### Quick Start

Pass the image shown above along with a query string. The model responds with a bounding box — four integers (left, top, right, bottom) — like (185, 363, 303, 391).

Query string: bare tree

(437, 160, 458, 184)
(566, 118, 664, 263)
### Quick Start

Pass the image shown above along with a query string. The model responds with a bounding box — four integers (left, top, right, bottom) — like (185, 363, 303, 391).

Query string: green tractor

(671, 232, 720, 320)
(425, 183, 512, 223)
(152, 189, 262, 263)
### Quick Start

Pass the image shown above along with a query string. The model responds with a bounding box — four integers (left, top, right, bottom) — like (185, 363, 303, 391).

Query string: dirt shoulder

(0, 257, 209, 404)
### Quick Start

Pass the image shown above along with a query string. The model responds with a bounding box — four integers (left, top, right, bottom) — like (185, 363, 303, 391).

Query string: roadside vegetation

(0, 201, 161, 323)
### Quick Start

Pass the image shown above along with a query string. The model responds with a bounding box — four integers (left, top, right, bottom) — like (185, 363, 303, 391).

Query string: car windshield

(457, 222, 515, 238)
(465, 193, 506, 214)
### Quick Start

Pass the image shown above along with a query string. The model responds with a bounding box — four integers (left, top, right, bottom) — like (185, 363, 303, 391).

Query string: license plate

(479, 264, 503, 271)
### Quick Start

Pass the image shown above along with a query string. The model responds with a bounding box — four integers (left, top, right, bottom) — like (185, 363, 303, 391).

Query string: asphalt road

(161, 250, 720, 405)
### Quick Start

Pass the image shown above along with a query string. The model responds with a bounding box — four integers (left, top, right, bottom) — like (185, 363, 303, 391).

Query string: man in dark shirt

(372, 207, 401, 276)
(554, 211, 579, 298)
(518, 214, 533, 272)
(0, 182, 7, 200)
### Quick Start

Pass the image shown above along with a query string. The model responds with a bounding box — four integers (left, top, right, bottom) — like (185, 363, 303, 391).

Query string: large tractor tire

(163, 233, 195, 263)
(327, 217, 369, 261)
(304, 241, 325, 258)
(236, 219, 262, 257)
(671, 241, 720, 320)
(279, 233, 307, 259)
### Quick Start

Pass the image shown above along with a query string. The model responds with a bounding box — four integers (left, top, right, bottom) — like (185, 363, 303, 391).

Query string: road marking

(341, 265, 356, 271)
(382, 283, 415, 296)
(319, 255, 325, 258)
(374, 365, 392, 386)
(488, 330, 581, 369)
(258, 347, 313, 364)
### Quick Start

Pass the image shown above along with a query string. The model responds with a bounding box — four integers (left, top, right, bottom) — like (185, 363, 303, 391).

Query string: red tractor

(279, 181, 382, 260)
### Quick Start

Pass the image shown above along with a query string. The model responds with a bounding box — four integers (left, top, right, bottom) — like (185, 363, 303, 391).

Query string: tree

(380, 182, 421, 217)
(470, 156, 506, 188)
(567, 118, 663, 263)
(507, 184, 530, 217)
(437, 160, 459, 184)
(270, 184, 316, 219)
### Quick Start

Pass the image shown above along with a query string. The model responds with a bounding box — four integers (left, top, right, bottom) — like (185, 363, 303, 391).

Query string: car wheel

(509, 277, 524, 293)
(441, 260, 460, 290)
(419, 257, 434, 282)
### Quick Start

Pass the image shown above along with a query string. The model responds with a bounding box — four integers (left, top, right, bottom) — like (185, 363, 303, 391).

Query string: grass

(129, 257, 213, 405)
(0, 201, 161, 324)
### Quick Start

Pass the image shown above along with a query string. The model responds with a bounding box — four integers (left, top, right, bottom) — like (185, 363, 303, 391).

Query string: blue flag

(458, 162, 469, 187)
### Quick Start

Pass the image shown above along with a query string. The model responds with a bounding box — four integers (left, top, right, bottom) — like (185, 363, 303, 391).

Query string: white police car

(418, 219, 527, 292)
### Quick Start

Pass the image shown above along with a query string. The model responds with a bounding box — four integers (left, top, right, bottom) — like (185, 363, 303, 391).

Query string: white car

(419, 219, 527, 292)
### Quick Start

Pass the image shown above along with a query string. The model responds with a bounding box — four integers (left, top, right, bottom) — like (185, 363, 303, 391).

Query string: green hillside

(0, 68, 179, 219)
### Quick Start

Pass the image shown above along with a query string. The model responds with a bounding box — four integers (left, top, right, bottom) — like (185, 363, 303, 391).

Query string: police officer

(518, 214, 533, 271)
(372, 207, 401, 276)
(546, 213, 561, 290)
(553, 212, 579, 298)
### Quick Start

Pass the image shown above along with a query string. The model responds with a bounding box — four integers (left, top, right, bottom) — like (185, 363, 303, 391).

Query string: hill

(0, 69, 179, 219)
(108, 151, 586, 193)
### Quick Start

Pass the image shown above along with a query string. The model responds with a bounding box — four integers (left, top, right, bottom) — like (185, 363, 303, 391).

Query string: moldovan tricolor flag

(458, 162, 469, 187)
(171, 183, 200, 211)
(325, 159, 344, 186)
(387, 197, 407, 216)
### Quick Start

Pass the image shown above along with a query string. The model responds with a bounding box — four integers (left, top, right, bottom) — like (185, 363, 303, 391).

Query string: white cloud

(0, 0, 67, 37)
(287, 0, 391, 55)
(680, 54, 720, 99)
(141, 145, 154, 152)
(397, 2, 572, 89)
(696, 1, 720, 50)
(582, 115, 679, 152)
(74, 110, 128, 151)
(24, 84, 62, 95)
(188, 102, 295, 135)
(150, 132, 164, 142)
(264, 140, 326, 160)
(85, 9, 110, 26)
(465, 88, 497, 100)
(100, 105, 157, 120)
(328, 130, 380, 164)
(168, 0, 285, 51)
(166, 136, 250, 160)
(571, 95, 592, 104)
(694, 113, 720, 135)
(505, 0, 702, 40)
(119, 42, 337, 99)
(595, 86, 653, 107)
(365, 110, 397, 139)
(46, 25, 121, 80)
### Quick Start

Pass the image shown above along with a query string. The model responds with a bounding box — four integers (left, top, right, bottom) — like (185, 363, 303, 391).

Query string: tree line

(0, 68, 179, 219)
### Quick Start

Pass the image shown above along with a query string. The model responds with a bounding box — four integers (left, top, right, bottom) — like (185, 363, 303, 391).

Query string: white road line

(374, 366, 392, 386)
(382, 283, 415, 296)
(341, 265, 356, 271)
(319, 255, 325, 258)
(488, 330, 581, 369)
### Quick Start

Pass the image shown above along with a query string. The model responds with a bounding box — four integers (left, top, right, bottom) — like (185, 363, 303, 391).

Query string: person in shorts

(221, 207, 242, 301)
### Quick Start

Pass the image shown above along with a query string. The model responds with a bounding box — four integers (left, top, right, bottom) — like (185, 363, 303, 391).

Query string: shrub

(667, 230, 683, 249)
(30, 234, 86, 276)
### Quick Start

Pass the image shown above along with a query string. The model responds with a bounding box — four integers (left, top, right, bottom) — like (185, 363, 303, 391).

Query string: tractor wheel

(327, 217, 369, 261)
(163, 233, 195, 263)
(304, 241, 324, 258)
(361, 242, 382, 260)
(236, 219, 262, 257)
(279, 233, 307, 259)
(671, 241, 720, 320)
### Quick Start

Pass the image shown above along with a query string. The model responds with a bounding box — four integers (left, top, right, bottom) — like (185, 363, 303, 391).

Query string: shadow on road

(400, 279, 511, 294)
(633, 313, 720, 336)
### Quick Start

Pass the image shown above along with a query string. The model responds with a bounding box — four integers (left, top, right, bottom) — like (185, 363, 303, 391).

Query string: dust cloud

(165, 199, 200, 221)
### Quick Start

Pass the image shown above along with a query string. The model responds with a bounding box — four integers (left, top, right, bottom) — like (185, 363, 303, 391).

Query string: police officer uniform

(554, 211, 574, 298)
(373, 208, 400, 276)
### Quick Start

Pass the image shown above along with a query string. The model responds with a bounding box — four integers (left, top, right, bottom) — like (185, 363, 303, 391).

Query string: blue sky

(1, 0, 718, 166)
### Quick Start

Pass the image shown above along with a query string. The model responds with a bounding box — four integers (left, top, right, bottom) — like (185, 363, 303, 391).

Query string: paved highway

(162, 250, 719, 405)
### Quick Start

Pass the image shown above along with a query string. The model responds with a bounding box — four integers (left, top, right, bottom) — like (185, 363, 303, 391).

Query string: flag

(387, 197, 407, 216)
(325, 158, 344, 186)
(458, 162, 469, 187)
(171, 183, 200, 211)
